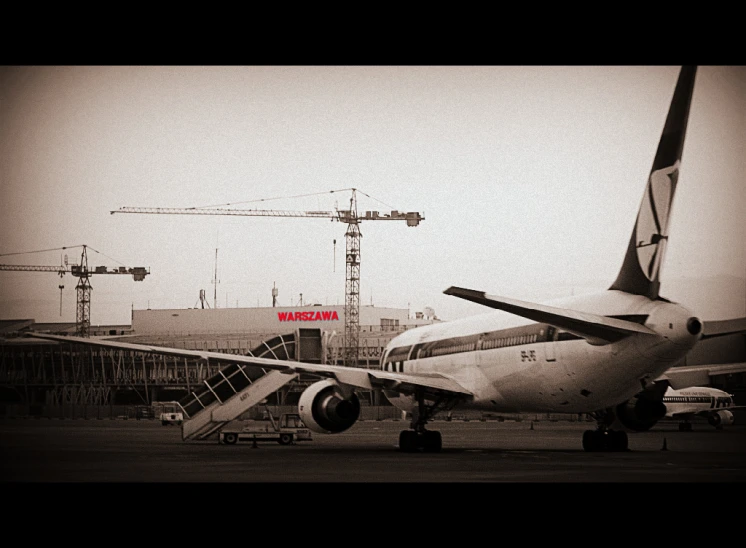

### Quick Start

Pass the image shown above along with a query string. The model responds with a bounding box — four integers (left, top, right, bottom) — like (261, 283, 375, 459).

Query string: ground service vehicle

(160, 411, 183, 426)
(219, 412, 312, 445)
(155, 401, 184, 426)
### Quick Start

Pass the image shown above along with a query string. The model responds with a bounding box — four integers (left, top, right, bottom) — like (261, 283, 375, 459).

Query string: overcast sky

(1, 65, 744, 326)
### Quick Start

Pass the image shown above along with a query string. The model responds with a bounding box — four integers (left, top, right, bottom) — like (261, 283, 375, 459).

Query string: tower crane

(110, 188, 423, 367)
(0, 245, 150, 337)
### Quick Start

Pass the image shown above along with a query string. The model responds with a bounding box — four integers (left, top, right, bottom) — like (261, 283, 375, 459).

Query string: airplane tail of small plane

(609, 66, 697, 300)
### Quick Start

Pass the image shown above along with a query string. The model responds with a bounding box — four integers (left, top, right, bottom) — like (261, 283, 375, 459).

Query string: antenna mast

(212, 248, 219, 309)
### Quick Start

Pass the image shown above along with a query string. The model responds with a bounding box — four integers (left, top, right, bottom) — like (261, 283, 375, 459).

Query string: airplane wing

(25, 333, 473, 402)
(443, 286, 657, 346)
(658, 362, 746, 388)
(667, 410, 697, 419)
(702, 317, 746, 339)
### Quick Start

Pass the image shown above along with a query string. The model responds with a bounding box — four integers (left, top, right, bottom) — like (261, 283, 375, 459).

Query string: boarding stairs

(178, 328, 324, 441)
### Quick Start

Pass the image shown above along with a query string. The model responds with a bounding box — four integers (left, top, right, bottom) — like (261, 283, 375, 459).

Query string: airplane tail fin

(609, 66, 697, 299)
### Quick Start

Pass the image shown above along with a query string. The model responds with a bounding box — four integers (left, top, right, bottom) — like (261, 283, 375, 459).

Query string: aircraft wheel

(611, 430, 628, 451)
(223, 433, 238, 445)
(423, 430, 442, 452)
(582, 430, 597, 451)
(583, 430, 626, 451)
(399, 430, 418, 452)
(278, 434, 293, 445)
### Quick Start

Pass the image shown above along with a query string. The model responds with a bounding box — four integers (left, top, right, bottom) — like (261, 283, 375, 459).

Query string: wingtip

(444, 286, 486, 300)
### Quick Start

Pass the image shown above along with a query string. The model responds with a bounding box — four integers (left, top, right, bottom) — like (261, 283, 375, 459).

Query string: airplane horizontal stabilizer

(658, 362, 746, 389)
(443, 286, 657, 345)
(701, 317, 746, 339)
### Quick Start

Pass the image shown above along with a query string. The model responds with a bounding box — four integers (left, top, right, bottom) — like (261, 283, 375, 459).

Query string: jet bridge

(178, 328, 325, 441)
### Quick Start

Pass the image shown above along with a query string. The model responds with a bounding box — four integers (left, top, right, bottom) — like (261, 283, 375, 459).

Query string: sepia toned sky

(1, 65, 744, 326)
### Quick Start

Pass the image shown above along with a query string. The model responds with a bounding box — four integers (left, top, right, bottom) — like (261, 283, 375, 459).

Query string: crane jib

(109, 190, 422, 367)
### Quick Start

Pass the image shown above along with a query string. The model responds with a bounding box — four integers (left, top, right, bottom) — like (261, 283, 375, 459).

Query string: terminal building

(0, 304, 441, 414)
(134, 304, 420, 335)
(127, 304, 438, 364)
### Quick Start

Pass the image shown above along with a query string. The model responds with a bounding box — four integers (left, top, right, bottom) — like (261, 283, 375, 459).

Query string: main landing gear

(582, 427, 629, 452)
(398, 392, 454, 453)
(583, 411, 629, 452)
(399, 429, 442, 453)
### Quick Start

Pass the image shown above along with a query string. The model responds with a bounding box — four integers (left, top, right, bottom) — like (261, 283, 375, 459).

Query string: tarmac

(2, 417, 746, 483)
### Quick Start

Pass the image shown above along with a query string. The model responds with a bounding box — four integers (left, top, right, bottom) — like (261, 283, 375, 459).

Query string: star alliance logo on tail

(636, 160, 680, 282)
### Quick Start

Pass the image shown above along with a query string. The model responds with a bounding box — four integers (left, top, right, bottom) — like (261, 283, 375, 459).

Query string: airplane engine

(298, 379, 361, 434)
(708, 409, 734, 427)
(614, 395, 667, 432)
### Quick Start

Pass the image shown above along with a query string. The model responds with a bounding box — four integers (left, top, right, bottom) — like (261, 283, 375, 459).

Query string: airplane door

(544, 326, 556, 362)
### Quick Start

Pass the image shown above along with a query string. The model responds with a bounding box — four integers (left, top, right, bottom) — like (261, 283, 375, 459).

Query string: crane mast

(344, 192, 361, 368)
(0, 245, 150, 337)
(111, 189, 423, 367)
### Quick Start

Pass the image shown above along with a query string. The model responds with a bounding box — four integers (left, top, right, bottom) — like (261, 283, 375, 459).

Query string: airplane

(26, 65, 746, 453)
(661, 385, 746, 431)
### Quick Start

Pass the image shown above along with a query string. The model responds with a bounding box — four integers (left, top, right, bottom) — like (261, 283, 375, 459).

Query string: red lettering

(279, 309, 342, 321)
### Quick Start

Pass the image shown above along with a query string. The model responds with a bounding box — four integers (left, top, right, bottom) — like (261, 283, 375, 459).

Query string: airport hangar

(0, 303, 744, 419)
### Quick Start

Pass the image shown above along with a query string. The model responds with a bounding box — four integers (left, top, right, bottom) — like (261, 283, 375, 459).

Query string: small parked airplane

(27, 65, 746, 453)
(662, 385, 745, 431)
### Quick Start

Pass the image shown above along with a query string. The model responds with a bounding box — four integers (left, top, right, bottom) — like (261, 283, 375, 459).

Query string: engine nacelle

(708, 409, 734, 427)
(298, 379, 360, 434)
(614, 395, 667, 432)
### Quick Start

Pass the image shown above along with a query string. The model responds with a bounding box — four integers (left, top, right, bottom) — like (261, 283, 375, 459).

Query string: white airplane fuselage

(663, 386, 735, 417)
(382, 290, 701, 415)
